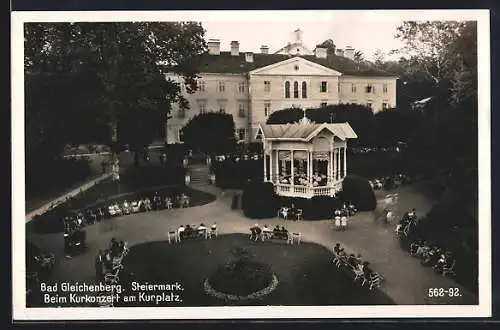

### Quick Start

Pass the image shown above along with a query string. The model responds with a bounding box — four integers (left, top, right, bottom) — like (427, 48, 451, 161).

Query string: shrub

(213, 159, 263, 190)
(121, 165, 186, 188)
(341, 175, 377, 211)
(241, 180, 277, 218)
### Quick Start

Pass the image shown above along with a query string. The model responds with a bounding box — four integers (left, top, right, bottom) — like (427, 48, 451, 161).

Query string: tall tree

(182, 112, 237, 155)
(372, 49, 386, 67)
(24, 22, 207, 162)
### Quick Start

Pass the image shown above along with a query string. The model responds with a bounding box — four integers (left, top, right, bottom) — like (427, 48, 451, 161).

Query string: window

(293, 81, 299, 98)
(264, 101, 271, 117)
(366, 102, 373, 109)
(365, 85, 373, 93)
(238, 82, 245, 93)
(178, 129, 184, 142)
(320, 102, 327, 108)
(238, 128, 246, 141)
(264, 81, 271, 92)
(382, 102, 389, 110)
(302, 81, 307, 98)
(320, 81, 328, 93)
(218, 105, 225, 113)
(199, 103, 207, 113)
(218, 81, 225, 93)
(198, 80, 205, 92)
(285, 81, 290, 98)
(238, 103, 246, 117)
(351, 84, 356, 93)
(338, 83, 340, 93)
(178, 108, 185, 118)
(383, 84, 388, 93)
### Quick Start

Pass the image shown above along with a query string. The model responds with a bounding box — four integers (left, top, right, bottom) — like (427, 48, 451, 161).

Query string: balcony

(271, 180, 343, 198)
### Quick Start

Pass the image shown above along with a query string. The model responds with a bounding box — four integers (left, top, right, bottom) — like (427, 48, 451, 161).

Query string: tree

(182, 112, 237, 155)
(372, 49, 386, 67)
(317, 39, 336, 54)
(394, 21, 466, 90)
(24, 22, 207, 162)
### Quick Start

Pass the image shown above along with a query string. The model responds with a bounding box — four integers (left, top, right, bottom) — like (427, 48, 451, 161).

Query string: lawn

(119, 234, 395, 306)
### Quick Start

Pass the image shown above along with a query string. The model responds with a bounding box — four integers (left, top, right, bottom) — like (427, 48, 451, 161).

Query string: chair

(442, 260, 456, 277)
(341, 216, 348, 230)
(295, 209, 303, 221)
(167, 231, 178, 244)
(368, 273, 383, 290)
(332, 253, 343, 267)
(352, 265, 365, 283)
(209, 227, 218, 239)
(165, 199, 173, 210)
(262, 231, 272, 241)
(288, 232, 301, 245)
(104, 264, 123, 284)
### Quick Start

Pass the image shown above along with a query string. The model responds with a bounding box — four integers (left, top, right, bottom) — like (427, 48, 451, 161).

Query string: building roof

(192, 52, 397, 77)
(259, 122, 358, 141)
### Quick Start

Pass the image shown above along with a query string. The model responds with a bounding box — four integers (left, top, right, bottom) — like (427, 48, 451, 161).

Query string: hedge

(341, 175, 377, 211)
(212, 159, 263, 190)
(241, 181, 277, 219)
(121, 165, 186, 188)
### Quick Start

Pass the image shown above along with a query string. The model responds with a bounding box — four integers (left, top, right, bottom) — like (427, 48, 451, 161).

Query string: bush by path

(341, 175, 377, 211)
(241, 181, 277, 219)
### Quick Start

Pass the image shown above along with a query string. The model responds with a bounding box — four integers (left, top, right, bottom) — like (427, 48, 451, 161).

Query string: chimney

(230, 41, 240, 56)
(344, 46, 354, 60)
(314, 47, 327, 59)
(335, 48, 344, 57)
(245, 52, 254, 63)
(260, 45, 269, 54)
(208, 39, 220, 55)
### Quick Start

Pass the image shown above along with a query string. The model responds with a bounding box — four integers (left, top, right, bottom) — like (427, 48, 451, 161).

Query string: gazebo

(258, 116, 357, 198)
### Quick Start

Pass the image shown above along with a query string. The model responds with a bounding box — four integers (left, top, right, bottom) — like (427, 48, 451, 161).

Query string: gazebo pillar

(275, 149, 279, 183)
(343, 147, 347, 178)
(263, 151, 267, 182)
(307, 151, 312, 183)
(290, 150, 294, 186)
(336, 148, 340, 181)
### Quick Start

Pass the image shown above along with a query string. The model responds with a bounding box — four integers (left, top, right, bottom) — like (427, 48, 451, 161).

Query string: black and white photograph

(12, 9, 491, 319)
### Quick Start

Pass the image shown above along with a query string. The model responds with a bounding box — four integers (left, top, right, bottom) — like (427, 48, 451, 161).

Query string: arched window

(285, 81, 290, 98)
(293, 81, 299, 98)
(302, 81, 307, 98)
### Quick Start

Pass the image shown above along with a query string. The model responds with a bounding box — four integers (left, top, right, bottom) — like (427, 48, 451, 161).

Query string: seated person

(184, 224, 193, 237)
(177, 225, 185, 237)
(280, 226, 289, 239)
(356, 253, 363, 264)
(334, 243, 341, 255)
(362, 261, 373, 278)
(250, 224, 262, 241)
(198, 223, 207, 230)
(348, 254, 358, 268)
(165, 197, 173, 209)
(338, 248, 347, 257)
(211, 222, 217, 231)
(122, 200, 131, 214)
(262, 225, 272, 238)
(273, 225, 281, 238)
(143, 197, 152, 211)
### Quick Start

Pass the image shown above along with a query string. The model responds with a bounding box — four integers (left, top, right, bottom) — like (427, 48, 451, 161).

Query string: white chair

(104, 264, 122, 284)
(368, 273, 383, 290)
(295, 209, 303, 221)
(262, 231, 272, 241)
(167, 231, 178, 244)
(442, 260, 456, 277)
(209, 227, 218, 239)
(394, 224, 402, 234)
(288, 232, 301, 245)
(352, 265, 365, 283)
(165, 199, 173, 209)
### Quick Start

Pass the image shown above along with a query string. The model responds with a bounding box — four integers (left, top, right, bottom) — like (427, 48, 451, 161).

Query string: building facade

(165, 30, 397, 144)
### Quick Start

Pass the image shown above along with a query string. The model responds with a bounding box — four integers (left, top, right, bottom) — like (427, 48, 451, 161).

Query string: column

(275, 149, 279, 183)
(329, 150, 333, 183)
(263, 151, 267, 182)
(307, 152, 311, 183)
(343, 147, 347, 178)
(336, 149, 340, 181)
(290, 150, 294, 186)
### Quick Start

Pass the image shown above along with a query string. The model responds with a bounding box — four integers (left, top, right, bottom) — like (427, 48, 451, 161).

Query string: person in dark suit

(95, 250, 104, 282)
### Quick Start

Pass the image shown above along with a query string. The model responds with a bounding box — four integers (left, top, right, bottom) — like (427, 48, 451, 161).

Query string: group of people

(409, 239, 456, 277)
(249, 224, 289, 241)
(176, 223, 217, 241)
(63, 218, 86, 258)
(333, 203, 357, 231)
(369, 173, 413, 190)
(95, 238, 129, 284)
(333, 243, 383, 290)
(395, 208, 418, 236)
(61, 192, 192, 230)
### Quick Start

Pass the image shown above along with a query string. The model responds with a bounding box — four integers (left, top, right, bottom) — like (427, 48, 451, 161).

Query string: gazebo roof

(259, 122, 357, 141)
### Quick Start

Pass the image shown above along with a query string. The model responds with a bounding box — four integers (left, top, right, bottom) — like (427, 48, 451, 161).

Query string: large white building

(166, 29, 398, 144)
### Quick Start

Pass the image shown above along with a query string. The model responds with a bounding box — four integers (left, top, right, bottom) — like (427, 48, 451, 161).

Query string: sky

(199, 12, 407, 61)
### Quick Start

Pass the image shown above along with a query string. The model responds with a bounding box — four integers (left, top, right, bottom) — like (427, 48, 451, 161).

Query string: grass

(119, 234, 395, 306)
